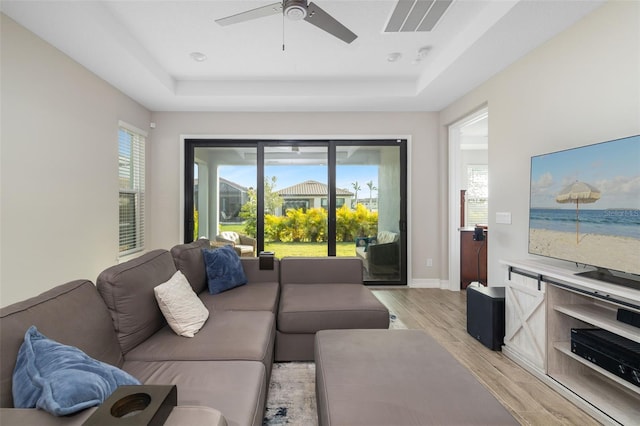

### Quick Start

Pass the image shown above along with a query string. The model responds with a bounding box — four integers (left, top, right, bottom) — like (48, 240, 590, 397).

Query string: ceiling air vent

(385, 0, 452, 32)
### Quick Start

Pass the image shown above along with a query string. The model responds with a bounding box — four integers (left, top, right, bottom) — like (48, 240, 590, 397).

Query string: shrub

(260, 205, 377, 243)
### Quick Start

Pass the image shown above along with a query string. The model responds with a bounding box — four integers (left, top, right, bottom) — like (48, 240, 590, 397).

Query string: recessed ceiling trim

(176, 79, 417, 97)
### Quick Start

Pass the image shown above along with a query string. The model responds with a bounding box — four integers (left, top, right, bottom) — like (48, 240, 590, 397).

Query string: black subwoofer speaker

(466, 284, 505, 351)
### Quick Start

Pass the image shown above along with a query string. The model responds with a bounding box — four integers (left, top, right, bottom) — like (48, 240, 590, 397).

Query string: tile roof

(219, 177, 248, 192)
(277, 180, 353, 196)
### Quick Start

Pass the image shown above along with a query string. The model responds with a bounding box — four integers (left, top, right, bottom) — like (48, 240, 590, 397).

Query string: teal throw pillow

(203, 245, 248, 294)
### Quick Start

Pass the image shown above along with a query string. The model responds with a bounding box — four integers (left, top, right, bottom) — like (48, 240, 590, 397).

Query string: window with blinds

(465, 164, 488, 227)
(119, 122, 146, 256)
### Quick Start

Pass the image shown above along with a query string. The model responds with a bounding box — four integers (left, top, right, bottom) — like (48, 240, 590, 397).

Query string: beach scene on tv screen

(529, 135, 640, 275)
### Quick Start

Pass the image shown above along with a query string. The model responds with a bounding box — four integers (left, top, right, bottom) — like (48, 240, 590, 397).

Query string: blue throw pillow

(203, 245, 248, 294)
(12, 326, 140, 416)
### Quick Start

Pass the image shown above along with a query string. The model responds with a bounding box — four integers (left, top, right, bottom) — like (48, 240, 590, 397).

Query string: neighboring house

(354, 197, 378, 212)
(276, 180, 353, 216)
(219, 178, 249, 221)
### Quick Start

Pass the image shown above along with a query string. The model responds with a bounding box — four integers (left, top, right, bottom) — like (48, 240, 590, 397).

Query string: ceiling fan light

(284, 0, 308, 20)
(286, 6, 307, 20)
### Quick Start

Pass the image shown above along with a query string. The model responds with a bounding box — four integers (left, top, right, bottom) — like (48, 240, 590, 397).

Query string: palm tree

(351, 181, 361, 206)
(366, 180, 377, 210)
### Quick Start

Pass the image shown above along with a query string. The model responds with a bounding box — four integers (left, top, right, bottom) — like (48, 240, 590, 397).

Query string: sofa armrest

(238, 235, 257, 253)
(211, 240, 242, 256)
(0, 408, 96, 426)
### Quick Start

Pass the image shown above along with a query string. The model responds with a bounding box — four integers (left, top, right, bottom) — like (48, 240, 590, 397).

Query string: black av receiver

(571, 328, 640, 388)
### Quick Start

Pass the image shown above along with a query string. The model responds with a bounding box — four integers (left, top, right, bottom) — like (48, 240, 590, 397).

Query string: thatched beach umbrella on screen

(556, 181, 601, 244)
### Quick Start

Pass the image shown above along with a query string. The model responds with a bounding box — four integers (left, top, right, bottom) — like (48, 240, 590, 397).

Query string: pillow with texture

(154, 270, 209, 337)
(12, 326, 140, 416)
(203, 245, 248, 294)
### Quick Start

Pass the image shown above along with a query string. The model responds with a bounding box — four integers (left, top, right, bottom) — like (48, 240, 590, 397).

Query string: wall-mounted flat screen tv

(529, 134, 640, 288)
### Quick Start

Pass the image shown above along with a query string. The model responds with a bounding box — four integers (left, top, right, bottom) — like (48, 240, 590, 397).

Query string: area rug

(263, 314, 407, 425)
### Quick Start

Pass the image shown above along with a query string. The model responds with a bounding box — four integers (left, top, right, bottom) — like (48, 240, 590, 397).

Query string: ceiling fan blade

(215, 2, 282, 26)
(304, 2, 357, 44)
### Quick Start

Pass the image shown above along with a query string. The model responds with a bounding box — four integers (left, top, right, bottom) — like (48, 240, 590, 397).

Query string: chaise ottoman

(276, 257, 389, 361)
(315, 329, 518, 425)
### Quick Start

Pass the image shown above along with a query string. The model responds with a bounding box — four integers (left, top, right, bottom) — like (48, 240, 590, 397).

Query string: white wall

(0, 14, 151, 306)
(440, 0, 640, 286)
(147, 112, 442, 285)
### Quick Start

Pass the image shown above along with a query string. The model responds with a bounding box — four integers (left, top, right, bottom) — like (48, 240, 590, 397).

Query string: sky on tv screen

(530, 135, 640, 211)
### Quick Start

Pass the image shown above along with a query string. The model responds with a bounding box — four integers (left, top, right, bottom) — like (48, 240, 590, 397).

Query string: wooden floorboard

(372, 288, 601, 426)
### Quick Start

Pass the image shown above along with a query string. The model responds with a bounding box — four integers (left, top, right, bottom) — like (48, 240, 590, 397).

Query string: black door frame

(184, 138, 407, 285)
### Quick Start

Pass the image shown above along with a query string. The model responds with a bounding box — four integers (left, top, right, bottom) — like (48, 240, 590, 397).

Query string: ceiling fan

(215, 0, 357, 44)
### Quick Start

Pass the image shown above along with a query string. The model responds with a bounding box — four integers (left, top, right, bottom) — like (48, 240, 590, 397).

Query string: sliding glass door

(263, 144, 329, 257)
(336, 143, 405, 282)
(187, 145, 257, 245)
(184, 139, 407, 284)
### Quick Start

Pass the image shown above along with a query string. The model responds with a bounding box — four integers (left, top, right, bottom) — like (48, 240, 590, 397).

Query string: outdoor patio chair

(215, 231, 257, 257)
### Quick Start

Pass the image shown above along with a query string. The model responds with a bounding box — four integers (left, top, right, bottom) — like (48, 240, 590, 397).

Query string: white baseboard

(409, 279, 442, 288)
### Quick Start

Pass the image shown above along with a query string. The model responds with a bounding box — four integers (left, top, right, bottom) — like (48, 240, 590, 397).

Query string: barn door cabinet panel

(502, 264, 546, 374)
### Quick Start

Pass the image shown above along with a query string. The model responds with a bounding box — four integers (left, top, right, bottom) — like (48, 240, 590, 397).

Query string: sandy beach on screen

(529, 229, 640, 273)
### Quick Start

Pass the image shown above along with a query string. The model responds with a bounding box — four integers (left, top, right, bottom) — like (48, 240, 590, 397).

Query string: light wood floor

(372, 288, 601, 426)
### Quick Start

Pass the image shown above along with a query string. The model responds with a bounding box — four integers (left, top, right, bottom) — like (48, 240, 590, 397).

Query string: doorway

(184, 138, 407, 285)
(448, 108, 489, 290)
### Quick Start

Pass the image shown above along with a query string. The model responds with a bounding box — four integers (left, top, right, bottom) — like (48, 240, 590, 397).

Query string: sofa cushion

(280, 257, 363, 285)
(96, 250, 177, 354)
(0, 280, 123, 409)
(124, 360, 266, 426)
(123, 310, 275, 368)
(13, 327, 140, 416)
(154, 271, 209, 337)
(203, 246, 247, 294)
(235, 244, 254, 255)
(199, 282, 280, 313)
(170, 238, 210, 294)
(0, 406, 227, 426)
(278, 283, 389, 333)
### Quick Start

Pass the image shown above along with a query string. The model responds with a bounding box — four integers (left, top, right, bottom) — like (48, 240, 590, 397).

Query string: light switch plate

(496, 212, 512, 224)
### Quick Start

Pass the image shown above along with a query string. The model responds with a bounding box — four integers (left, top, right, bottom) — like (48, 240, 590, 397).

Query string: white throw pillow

(154, 270, 209, 337)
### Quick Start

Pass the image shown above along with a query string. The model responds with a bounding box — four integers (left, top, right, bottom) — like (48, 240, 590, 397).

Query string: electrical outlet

(427, 258, 433, 267)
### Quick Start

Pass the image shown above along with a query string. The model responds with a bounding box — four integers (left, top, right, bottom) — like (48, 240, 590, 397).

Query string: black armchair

(367, 240, 400, 276)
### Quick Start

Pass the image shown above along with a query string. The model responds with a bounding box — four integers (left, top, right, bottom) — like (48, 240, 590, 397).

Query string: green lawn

(265, 242, 356, 258)
(219, 223, 245, 234)
(219, 223, 356, 257)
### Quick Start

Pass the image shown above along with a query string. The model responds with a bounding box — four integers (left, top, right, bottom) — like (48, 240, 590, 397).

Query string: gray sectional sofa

(0, 238, 389, 426)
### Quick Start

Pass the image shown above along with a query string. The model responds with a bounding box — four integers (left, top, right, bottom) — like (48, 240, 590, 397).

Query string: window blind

(466, 164, 488, 227)
(118, 123, 146, 256)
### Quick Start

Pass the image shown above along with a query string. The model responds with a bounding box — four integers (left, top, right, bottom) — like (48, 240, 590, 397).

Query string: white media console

(501, 258, 640, 425)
